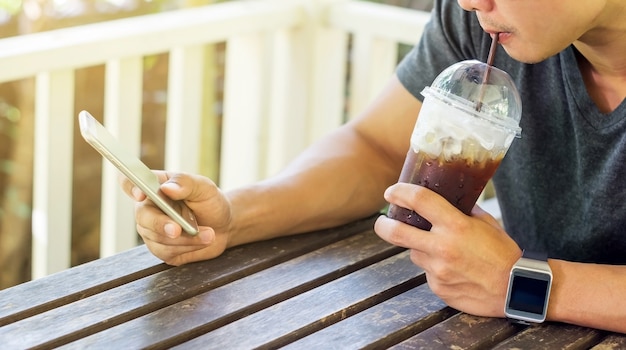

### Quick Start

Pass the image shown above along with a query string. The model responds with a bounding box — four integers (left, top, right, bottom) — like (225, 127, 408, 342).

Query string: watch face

(509, 275, 549, 314)
(505, 268, 552, 322)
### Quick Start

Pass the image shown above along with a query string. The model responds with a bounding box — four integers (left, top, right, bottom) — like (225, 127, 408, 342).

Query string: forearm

(224, 125, 402, 247)
(548, 259, 626, 333)
(223, 74, 420, 248)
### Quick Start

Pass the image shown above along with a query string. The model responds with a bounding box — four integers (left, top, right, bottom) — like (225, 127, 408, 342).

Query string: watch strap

(522, 250, 548, 261)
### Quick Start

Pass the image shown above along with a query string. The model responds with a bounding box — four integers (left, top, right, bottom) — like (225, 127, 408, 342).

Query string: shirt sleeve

(396, 0, 490, 101)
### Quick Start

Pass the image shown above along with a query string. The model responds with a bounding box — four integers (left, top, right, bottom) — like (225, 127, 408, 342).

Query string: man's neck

(573, 0, 626, 113)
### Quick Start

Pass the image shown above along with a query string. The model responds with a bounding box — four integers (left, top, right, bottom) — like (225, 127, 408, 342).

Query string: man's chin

(501, 47, 553, 65)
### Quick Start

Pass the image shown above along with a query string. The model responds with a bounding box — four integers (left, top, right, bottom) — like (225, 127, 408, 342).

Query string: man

(122, 0, 626, 332)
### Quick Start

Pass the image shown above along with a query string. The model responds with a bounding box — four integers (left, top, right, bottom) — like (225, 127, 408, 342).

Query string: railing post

(263, 0, 349, 178)
(220, 0, 349, 189)
(100, 57, 143, 257)
(165, 45, 206, 174)
(300, 0, 349, 142)
(220, 33, 268, 190)
(32, 70, 75, 279)
(264, 28, 311, 178)
(348, 35, 397, 119)
(327, 1, 432, 119)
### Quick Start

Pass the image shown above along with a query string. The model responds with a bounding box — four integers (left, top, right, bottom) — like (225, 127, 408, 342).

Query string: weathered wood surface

(0, 215, 380, 349)
(62, 222, 404, 349)
(172, 250, 421, 349)
(0, 244, 166, 327)
(1, 214, 625, 349)
(390, 313, 521, 349)
(284, 285, 457, 349)
(492, 323, 606, 350)
(591, 334, 626, 350)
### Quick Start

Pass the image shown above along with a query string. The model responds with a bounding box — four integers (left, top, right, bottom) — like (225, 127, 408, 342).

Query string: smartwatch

(504, 250, 552, 325)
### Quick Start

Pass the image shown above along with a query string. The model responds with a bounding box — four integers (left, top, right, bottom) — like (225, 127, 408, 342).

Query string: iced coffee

(387, 60, 522, 230)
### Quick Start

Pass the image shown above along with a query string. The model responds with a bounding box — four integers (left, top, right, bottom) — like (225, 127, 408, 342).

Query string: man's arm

(226, 74, 422, 247)
(124, 74, 424, 265)
(548, 260, 626, 333)
(374, 182, 626, 334)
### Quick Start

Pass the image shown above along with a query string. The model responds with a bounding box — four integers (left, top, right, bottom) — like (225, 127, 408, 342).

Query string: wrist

(225, 183, 292, 247)
(504, 250, 553, 324)
(543, 258, 571, 324)
(224, 189, 259, 248)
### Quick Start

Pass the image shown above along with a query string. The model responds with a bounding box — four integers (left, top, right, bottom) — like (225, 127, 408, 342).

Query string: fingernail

(164, 223, 177, 238)
(132, 186, 143, 200)
(162, 181, 181, 190)
(384, 186, 393, 198)
(199, 229, 213, 244)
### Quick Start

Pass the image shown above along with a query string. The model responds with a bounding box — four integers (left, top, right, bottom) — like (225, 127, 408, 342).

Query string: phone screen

(78, 110, 199, 235)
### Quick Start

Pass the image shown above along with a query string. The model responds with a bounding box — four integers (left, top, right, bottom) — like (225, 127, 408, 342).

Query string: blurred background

(0, 0, 434, 290)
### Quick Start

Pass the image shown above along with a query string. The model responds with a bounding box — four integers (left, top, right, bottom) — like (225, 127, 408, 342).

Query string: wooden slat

(591, 334, 626, 350)
(0, 245, 165, 327)
(0, 0, 304, 84)
(100, 56, 143, 257)
(328, 1, 431, 46)
(198, 45, 221, 180)
(391, 313, 521, 349)
(31, 70, 75, 278)
(284, 285, 457, 349)
(301, 16, 349, 144)
(60, 226, 399, 349)
(264, 28, 311, 177)
(165, 44, 205, 174)
(492, 323, 606, 350)
(348, 34, 397, 120)
(219, 33, 267, 190)
(171, 250, 419, 349)
(0, 216, 379, 349)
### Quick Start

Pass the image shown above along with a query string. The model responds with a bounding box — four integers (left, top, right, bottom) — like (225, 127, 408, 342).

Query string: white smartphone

(78, 110, 199, 235)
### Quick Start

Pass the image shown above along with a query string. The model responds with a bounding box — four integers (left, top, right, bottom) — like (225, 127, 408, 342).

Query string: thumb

(159, 172, 218, 203)
(160, 180, 186, 199)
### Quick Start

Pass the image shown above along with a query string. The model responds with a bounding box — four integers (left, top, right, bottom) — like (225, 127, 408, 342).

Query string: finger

(135, 200, 213, 242)
(139, 237, 212, 266)
(384, 183, 463, 227)
(409, 248, 430, 270)
(118, 174, 146, 201)
(152, 244, 221, 266)
(471, 204, 502, 229)
(159, 172, 219, 203)
(138, 224, 220, 266)
(137, 217, 215, 246)
(158, 173, 232, 228)
(374, 214, 436, 254)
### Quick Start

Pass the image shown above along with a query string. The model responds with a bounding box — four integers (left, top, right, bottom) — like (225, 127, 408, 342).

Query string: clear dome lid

(421, 59, 522, 136)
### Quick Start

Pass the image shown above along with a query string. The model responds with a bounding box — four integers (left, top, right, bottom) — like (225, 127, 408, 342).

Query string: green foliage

(5, 185, 30, 218)
(0, 101, 19, 140)
(0, 101, 20, 123)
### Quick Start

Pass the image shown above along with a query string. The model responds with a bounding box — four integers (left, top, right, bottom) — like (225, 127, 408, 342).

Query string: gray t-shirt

(396, 0, 626, 264)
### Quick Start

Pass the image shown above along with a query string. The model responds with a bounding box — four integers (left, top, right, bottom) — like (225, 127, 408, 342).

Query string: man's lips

(485, 31, 512, 44)
(495, 32, 512, 43)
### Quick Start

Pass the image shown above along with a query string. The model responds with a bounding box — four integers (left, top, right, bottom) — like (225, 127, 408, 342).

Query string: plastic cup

(387, 60, 522, 230)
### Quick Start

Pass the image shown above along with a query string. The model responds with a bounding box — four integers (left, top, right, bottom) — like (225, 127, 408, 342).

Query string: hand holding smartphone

(78, 110, 199, 235)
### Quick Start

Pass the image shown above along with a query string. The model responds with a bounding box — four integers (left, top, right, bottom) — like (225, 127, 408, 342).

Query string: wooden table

(1, 215, 624, 349)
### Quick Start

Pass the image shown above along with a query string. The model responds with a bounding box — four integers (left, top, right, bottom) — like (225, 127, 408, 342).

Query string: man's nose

(457, 0, 494, 12)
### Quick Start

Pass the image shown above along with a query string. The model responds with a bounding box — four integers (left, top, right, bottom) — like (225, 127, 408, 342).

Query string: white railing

(0, 0, 431, 280)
